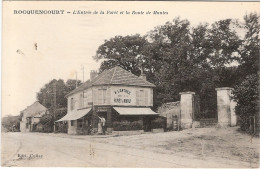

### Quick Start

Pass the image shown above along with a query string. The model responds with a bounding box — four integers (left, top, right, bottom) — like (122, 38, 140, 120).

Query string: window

(70, 98, 74, 110)
(79, 94, 83, 108)
(71, 120, 74, 126)
(136, 89, 148, 106)
(140, 90, 145, 105)
(136, 90, 140, 105)
(98, 89, 107, 104)
(145, 90, 148, 105)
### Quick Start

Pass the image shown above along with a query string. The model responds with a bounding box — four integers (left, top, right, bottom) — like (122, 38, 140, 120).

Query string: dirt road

(1, 127, 259, 167)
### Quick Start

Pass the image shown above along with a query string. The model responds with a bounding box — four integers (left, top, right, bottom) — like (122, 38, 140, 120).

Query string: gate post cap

(215, 87, 234, 91)
(179, 92, 195, 95)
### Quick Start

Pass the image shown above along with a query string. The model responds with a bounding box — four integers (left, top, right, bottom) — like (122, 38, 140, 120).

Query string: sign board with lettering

(111, 86, 136, 106)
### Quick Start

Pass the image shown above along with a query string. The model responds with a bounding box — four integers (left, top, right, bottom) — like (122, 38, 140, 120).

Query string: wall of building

(108, 86, 153, 107)
(66, 85, 153, 134)
(31, 117, 40, 124)
(67, 85, 153, 112)
(20, 121, 29, 132)
(68, 120, 77, 134)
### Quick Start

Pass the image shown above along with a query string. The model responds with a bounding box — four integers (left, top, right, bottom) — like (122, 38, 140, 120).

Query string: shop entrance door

(143, 116, 152, 132)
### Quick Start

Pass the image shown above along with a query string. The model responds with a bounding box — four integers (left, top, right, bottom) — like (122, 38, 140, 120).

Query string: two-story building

(56, 66, 158, 134)
(20, 101, 48, 132)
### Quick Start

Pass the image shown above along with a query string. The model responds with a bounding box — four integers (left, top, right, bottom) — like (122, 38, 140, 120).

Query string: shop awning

(55, 108, 91, 122)
(113, 107, 158, 116)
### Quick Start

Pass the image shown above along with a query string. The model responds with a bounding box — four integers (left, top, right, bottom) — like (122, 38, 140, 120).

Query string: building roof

(22, 101, 47, 118)
(66, 66, 155, 97)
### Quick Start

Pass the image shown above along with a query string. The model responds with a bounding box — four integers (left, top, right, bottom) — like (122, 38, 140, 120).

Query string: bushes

(151, 117, 166, 129)
(233, 73, 259, 134)
(1, 115, 20, 132)
(113, 120, 143, 131)
(39, 114, 54, 133)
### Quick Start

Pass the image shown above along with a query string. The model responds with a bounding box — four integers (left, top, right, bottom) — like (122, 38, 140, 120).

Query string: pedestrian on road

(97, 117, 102, 135)
(101, 117, 106, 135)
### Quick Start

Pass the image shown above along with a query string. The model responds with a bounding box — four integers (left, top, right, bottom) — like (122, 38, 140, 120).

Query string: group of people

(97, 116, 106, 135)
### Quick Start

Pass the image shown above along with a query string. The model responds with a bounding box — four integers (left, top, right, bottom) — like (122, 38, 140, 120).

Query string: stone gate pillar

(179, 92, 195, 129)
(215, 87, 237, 127)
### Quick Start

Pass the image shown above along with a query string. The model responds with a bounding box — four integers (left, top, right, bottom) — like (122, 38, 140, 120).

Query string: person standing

(101, 117, 106, 135)
(97, 118, 102, 135)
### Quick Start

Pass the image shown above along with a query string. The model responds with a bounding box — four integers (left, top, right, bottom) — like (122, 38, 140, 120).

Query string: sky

(2, 1, 259, 117)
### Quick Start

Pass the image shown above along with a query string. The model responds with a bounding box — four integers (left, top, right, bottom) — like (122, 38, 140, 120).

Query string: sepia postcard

(1, 1, 260, 168)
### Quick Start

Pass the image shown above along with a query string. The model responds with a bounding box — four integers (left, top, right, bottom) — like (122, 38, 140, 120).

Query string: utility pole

(81, 65, 85, 108)
(76, 71, 78, 88)
(81, 65, 85, 83)
(53, 82, 57, 133)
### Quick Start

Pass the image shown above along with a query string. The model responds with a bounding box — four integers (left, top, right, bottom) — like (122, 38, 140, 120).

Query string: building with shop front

(20, 101, 48, 132)
(56, 66, 158, 135)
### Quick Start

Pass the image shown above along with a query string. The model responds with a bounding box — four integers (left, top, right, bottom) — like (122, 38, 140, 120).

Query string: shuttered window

(140, 90, 145, 105)
(71, 98, 74, 110)
(145, 90, 148, 105)
(98, 89, 107, 104)
(150, 89, 153, 106)
(107, 88, 111, 104)
(79, 94, 83, 108)
(136, 90, 140, 106)
(93, 89, 98, 105)
(98, 89, 103, 104)
(136, 89, 149, 106)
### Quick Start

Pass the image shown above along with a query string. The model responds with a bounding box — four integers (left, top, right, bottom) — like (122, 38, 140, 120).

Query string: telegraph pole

(81, 65, 85, 83)
(81, 65, 85, 107)
(53, 82, 57, 133)
(76, 71, 78, 88)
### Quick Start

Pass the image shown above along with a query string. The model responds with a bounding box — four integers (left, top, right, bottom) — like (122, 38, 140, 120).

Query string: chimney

(90, 70, 98, 81)
(139, 69, 146, 81)
(140, 74, 146, 81)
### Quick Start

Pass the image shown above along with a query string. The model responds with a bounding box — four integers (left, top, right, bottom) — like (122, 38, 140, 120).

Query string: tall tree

(233, 13, 260, 133)
(37, 79, 81, 110)
(93, 34, 147, 75)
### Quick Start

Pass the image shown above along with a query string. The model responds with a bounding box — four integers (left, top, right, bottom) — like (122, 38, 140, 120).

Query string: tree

(37, 79, 81, 109)
(232, 13, 260, 134)
(93, 15, 257, 120)
(66, 79, 82, 92)
(93, 34, 148, 75)
(2, 115, 20, 132)
(36, 79, 81, 132)
(233, 73, 259, 132)
(236, 13, 260, 81)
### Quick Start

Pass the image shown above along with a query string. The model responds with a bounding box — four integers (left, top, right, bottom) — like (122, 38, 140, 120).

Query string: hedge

(113, 120, 143, 131)
(151, 117, 166, 129)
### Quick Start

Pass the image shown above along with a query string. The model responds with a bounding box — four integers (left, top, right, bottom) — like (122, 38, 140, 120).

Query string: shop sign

(113, 88, 134, 105)
(96, 107, 109, 112)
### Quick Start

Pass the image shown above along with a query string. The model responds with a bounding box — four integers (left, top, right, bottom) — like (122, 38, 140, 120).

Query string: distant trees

(36, 79, 81, 132)
(2, 115, 20, 132)
(37, 79, 81, 109)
